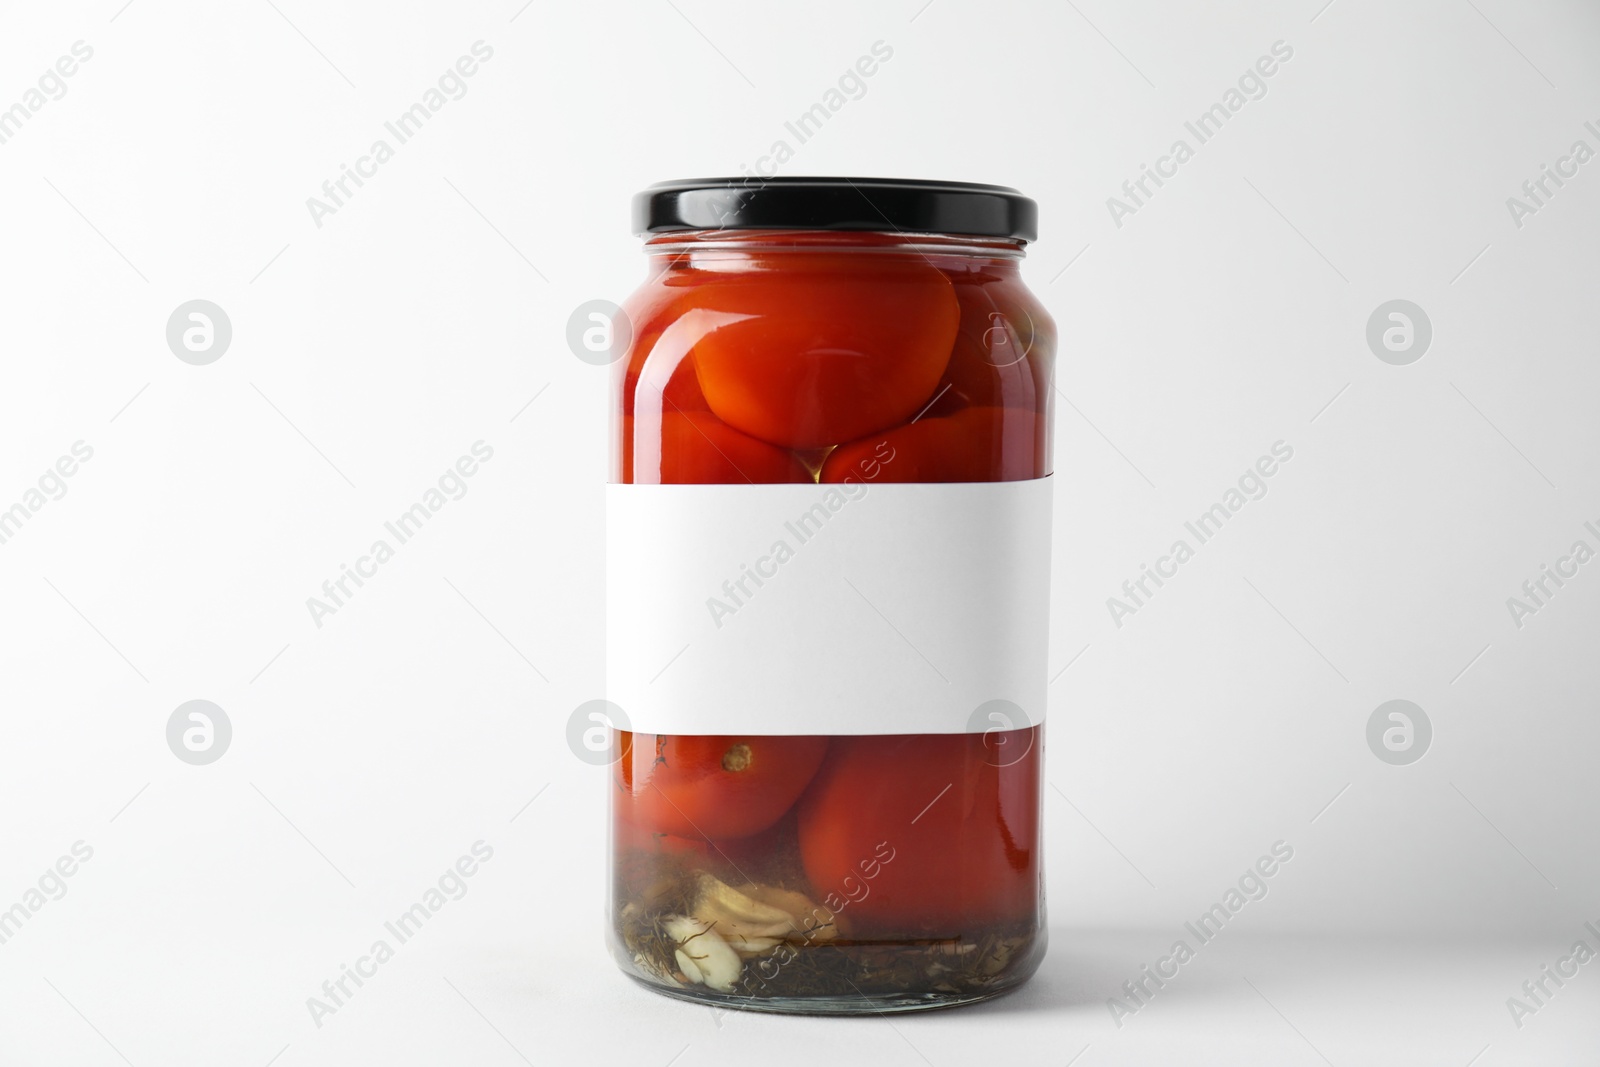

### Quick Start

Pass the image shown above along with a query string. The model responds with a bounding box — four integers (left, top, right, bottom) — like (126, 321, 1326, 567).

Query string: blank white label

(606, 477, 1052, 735)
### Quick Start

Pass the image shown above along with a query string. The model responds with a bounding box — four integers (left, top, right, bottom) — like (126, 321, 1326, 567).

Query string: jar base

(624, 972, 1025, 1016)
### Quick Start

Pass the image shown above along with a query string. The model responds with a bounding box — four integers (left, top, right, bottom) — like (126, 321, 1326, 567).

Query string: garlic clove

(694, 874, 794, 928)
(664, 914, 743, 992)
(691, 873, 837, 946)
(722, 935, 783, 958)
(738, 884, 837, 942)
(674, 947, 704, 985)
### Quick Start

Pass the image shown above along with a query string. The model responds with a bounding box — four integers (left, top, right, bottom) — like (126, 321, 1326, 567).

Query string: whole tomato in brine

(921, 273, 1055, 419)
(617, 275, 716, 418)
(618, 732, 830, 842)
(797, 731, 1040, 935)
(819, 406, 1043, 484)
(685, 254, 960, 448)
(624, 411, 811, 484)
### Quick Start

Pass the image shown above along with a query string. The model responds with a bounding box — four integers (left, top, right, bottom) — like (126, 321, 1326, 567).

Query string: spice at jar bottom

(606, 178, 1055, 1014)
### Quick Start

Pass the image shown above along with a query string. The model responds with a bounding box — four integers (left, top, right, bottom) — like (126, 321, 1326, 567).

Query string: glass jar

(606, 178, 1055, 1014)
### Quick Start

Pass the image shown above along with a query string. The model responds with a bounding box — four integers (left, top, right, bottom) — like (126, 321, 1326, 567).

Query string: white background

(1, 0, 1597, 1064)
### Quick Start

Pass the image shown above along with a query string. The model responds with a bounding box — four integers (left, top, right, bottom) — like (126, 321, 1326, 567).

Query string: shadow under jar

(606, 178, 1056, 1014)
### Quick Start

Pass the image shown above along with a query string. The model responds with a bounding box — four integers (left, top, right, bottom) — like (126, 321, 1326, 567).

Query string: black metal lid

(634, 177, 1037, 242)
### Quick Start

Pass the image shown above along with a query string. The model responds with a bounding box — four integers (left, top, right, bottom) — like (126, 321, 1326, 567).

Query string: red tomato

(625, 411, 812, 484)
(618, 732, 830, 841)
(796, 731, 1040, 934)
(628, 351, 713, 418)
(926, 275, 1056, 418)
(685, 255, 960, 448)
(616, 277, 717, 436)
(818, 406, 1042, 484)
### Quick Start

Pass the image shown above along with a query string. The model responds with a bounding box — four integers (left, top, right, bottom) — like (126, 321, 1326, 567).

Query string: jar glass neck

(642, 229, 1026, 267)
